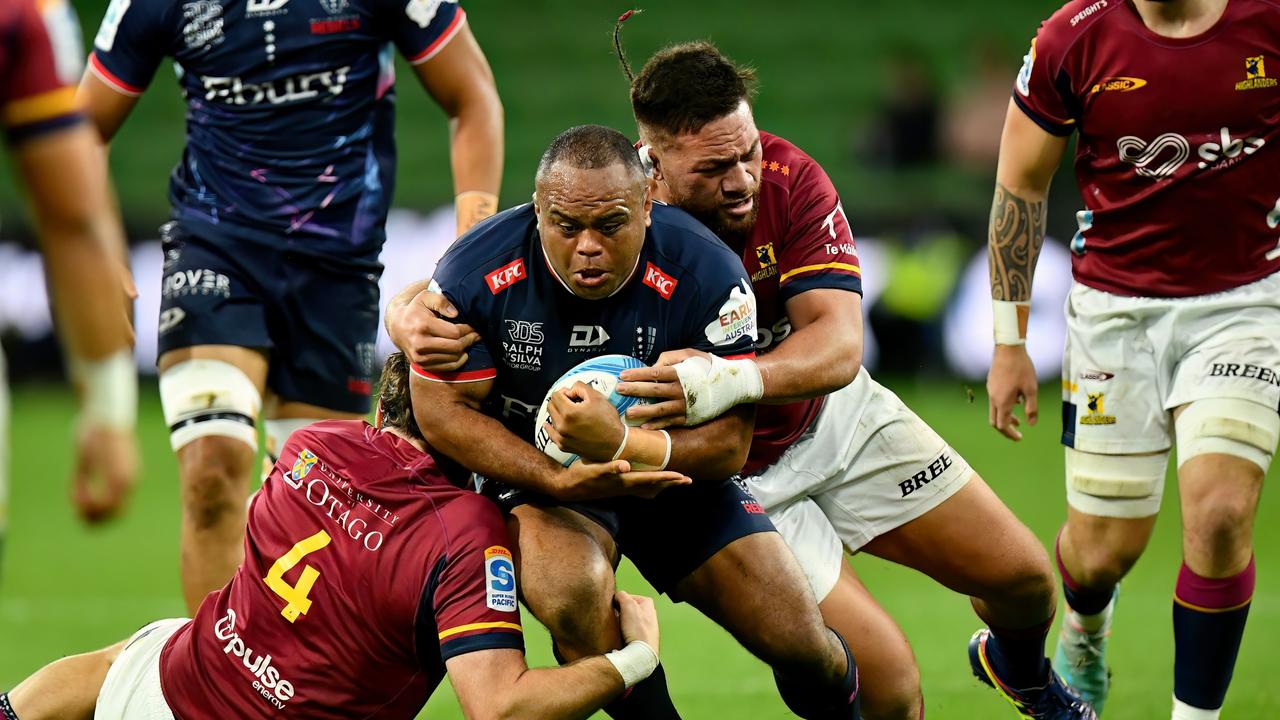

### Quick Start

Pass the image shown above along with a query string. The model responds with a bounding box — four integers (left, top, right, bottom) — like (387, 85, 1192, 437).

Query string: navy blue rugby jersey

(89, 0, 467, 259)
(412, 202, 759, 441)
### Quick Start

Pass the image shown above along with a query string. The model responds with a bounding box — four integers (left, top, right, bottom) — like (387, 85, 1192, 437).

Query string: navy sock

(1056, 532, 1115, 616)
(774, 628, 861, 720)
(602, 663, 682, 720)
(1173, 558, 1255, 710)
(985, 620, 1052, 691)
(1, 692, 20, 720)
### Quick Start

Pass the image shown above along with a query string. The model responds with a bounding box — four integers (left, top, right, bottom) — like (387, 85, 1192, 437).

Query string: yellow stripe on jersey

(779, 262, 861, 285)
(438, 621, 523, 640)
(3, 86, 79, 129)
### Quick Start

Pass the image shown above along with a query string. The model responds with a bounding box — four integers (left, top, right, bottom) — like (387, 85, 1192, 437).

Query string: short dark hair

(536, 124, 646, 182)
(629, 41, 757, 138)
(376, 352, 423, 441)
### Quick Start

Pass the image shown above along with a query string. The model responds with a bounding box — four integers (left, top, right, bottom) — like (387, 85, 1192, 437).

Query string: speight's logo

(289, 449, 318, 482)
(1236, 55, 1277, 91)
(1080, 393, 1116, 426)
(1091, 76, 1147, 94)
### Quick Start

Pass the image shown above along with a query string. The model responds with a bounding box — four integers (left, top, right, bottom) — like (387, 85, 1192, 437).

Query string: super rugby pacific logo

(643, 263, 677, 299)
(486, 259, 526, 294)
(485, 546, 518, 612)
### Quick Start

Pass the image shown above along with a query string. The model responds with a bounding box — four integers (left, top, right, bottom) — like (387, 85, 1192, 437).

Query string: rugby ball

(534, 354, 653, 467)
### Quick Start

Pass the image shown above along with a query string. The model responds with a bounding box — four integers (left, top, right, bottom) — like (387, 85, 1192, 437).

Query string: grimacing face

(534, 161, 653, 300)
(646, 100, 762, 244)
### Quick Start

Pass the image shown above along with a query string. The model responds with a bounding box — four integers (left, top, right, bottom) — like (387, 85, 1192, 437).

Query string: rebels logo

(486, 259, 526, 294)
(643, 263, 677, 299)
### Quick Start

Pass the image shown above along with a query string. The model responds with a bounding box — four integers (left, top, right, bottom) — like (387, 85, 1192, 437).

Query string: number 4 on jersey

(264, 529, 333, 623)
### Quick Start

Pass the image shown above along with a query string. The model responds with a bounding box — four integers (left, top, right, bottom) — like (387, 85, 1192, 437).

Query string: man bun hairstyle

(613, 14, 757, 137)
(536, 124, 646, 182)
(376, 352, 423, 441)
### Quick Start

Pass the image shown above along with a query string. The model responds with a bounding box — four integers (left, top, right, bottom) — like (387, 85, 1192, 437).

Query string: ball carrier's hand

(555, 459, 690, 502)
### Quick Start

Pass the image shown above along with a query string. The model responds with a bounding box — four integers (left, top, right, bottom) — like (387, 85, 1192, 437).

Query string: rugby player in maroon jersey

(0, 353, 666, 720)
(987, 0, 1280, 717)
(0, 0, 138, 539)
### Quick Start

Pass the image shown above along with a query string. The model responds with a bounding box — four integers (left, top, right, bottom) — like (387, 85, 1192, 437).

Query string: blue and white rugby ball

(534, 354, 653, 467)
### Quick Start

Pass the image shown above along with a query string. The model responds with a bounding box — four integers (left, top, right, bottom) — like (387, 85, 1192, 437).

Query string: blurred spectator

(859, 46, 941, 168)
(944, 37, 1017, 173)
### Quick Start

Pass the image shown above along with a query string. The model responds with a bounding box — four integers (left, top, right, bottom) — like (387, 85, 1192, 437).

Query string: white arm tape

(992, 300, 1030, 346)
(658, 430, 672, 470)
(611, 425, 631, 461)
(68, 349, 137, 430)
(672, 355, 764, 427)
(604, 640, 659, 689)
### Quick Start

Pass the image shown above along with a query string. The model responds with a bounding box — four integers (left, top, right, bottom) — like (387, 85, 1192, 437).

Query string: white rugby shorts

(745, 367, 973, 601)
(96, 619, 187, 720)
(1061, 271, 1280, 516)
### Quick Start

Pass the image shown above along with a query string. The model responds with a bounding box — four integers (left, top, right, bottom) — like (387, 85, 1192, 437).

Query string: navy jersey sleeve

(418, 495, 524, 663)
(378, 0, 466, 65)
(683, 249, 758, 360)
(88, 0, 176, 95)
(409, 239, 499, 384)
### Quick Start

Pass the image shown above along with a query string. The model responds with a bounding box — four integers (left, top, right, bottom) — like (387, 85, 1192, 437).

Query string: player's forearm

(987, 181, 1047, 304)
(449, 86, 503, 235)
(417, 400, 562, 495)
(489, 658, 623, 720)
(665, 408, 753, 481)
(755, 322, 861, 404)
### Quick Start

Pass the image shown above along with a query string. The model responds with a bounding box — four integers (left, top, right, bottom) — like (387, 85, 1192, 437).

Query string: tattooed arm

(986, 100, 1069, 440)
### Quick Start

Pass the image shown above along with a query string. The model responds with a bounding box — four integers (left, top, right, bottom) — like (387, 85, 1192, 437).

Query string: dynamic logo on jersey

(502, 320, 544, 371)
(569, 325, 611, 350)
(899, 451, 954, 498)
(485, 546, 518, 612)
(181, 1, 225, 50)
(289, 449, 318, 483)
(1080, 392, 1116, 425)
(200, 67, 351, 105)
(214, 608, 296, 709)
(1016, 39, 1035, 97)
(486, 259, 526, 294)
(246, 0, 289, 17)
(1090, 76, 1146, 94)
(643, 262, 678, 299)
(1236, 55, 1277, 91)
(704, 281, 758, 347)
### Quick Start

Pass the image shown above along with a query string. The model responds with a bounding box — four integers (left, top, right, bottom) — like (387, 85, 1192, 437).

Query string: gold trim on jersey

(3, 86, 79, 128)
(438, 621, 523, 640)
(778, 262, 861, 284)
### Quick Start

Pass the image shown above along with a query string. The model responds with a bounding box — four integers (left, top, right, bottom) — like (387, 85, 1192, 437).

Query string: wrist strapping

(68, 349, 137, 430)
(605, 640, 659, 689)
(672, 355, 763, 426)
(992, 300, 1030, 346)
(658, 430, 672, 470)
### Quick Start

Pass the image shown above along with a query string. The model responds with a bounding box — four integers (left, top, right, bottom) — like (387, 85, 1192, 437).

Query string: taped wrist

(605, 640, 659, 689)
(616, 428, 672, 470)
(992, 300, 1030, 345)
(672, 355, 763, 426)
(68, 349, 137, 430)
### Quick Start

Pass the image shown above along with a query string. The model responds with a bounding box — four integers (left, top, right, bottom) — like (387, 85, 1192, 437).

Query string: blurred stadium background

(1, 1, 1276, 717)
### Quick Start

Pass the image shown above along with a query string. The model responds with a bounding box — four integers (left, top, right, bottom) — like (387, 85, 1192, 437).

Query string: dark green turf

(2, 380, 1276, 718)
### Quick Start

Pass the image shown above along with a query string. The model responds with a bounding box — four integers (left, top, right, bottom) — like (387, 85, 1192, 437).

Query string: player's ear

(642, 180, 654, 228)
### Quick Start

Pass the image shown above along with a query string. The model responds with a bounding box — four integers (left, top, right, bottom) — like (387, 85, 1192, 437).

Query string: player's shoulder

(647, 203, 744, 278)
(1035, 0, 1126, 49)
(434, 203, 536, 285)
(758, 131, 834, 199)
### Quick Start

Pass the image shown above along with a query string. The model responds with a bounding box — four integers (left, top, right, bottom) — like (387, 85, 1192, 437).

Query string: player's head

(375, 352, 424, 442)
(533, 124, 653, 300)
(626, 40, 762, 243)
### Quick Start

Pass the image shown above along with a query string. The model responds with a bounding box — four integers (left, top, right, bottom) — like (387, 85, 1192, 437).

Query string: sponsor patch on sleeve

(484, 546, 517, 612)
(703, 281, 757, 347)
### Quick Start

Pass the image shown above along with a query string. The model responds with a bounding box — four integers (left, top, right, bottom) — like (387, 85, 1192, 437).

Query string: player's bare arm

(449, 591, 659, 719)
(16, 123, 139, 523)
(410, 373, 689, 501)
(618, 288, 862, 428)
(986, 100, 1068, 441)
(412, 23, 503, 237)
(384, 279, 480, 370)
(546, 381, 754, 481)
(76, 69, 141, 143)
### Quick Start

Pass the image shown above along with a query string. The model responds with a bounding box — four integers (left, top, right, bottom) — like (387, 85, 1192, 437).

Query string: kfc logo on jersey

(485, 546, 518, 612)
(214, 609, 296, 708)
(704, 281, 758, 347)
(486, 259, 526, 294)
(643, 263, 678, 299)
(569, 325, 611, 349)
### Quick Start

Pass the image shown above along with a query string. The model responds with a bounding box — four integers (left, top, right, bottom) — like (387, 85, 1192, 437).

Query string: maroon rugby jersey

(0, 0, 84, 144)
(1015, 0, 1280, 297)
(159, 420, 523, 719)
(739, 131, 862, 474)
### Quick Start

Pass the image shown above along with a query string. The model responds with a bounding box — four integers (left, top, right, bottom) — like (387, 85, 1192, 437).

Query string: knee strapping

(160, 359, 261, 452)
(1176, 398, 1279, 472)
(1065, 447, 1168, 499)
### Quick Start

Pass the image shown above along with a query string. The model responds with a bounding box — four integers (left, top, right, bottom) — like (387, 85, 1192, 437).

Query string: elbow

(817, 336, 862, 395)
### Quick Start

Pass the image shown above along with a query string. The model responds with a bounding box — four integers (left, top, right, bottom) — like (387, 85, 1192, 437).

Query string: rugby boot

(1053, 589, 1116, 715)
(969, 629, 1099, 720)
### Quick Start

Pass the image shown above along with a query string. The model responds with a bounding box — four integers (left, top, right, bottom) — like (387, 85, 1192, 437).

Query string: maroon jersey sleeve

(1, 0, 84, 144)
(1012, 7, 1081, 137)
(776, 160, 862, 301)
(421, 494, 524, 663)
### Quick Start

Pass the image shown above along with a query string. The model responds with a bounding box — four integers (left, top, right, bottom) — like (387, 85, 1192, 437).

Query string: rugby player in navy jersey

(78, 0, 503, 610)
(409, 124, 862, 719)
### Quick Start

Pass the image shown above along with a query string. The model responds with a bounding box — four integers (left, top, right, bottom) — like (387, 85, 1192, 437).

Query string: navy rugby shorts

(483, 477, 777, 595)
(156, 223, 381, 414)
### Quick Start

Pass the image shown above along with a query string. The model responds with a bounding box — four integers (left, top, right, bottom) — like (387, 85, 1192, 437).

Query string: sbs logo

(1117, 127, 1265, 179)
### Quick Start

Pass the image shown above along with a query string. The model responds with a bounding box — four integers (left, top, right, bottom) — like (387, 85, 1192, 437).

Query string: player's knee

(1067, 536, 1142, 588)
(861, 662, 923, 720)
(178, 436, 253, 531)
(160, 359, 261, 453)
(1184, 488, 1257, 560)
(526, 551, 616, 653)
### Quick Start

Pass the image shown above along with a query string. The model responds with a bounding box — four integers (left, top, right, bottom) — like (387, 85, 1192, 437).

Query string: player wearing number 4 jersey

(987, 1, 1280, 718)
(0, 353, 664, 720)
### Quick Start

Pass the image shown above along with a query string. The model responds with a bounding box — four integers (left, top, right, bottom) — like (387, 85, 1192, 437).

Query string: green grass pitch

(2, 380, 1276, 718)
